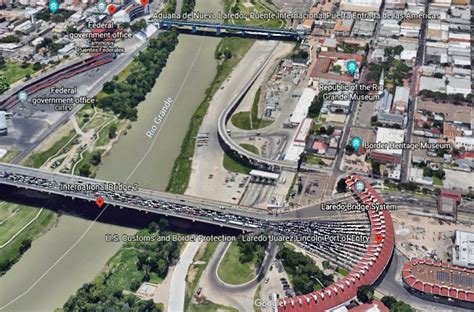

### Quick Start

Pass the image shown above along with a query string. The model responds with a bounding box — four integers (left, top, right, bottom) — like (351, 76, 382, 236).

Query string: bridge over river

(0, 163, 349, 231)
(154, 19, 305, 40)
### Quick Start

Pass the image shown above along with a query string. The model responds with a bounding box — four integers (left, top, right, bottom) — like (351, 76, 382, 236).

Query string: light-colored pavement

(186, 40, 295, 205)
(168, 241, 202, 312)
(186, 40, 279, 200)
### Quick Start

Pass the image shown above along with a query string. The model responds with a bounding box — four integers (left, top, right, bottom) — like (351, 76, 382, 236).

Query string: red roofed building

(401, 259, 474, 309)
(278, 176, 395, 311)
(463, 151, 474, 160)
(310, 52, 363, 84)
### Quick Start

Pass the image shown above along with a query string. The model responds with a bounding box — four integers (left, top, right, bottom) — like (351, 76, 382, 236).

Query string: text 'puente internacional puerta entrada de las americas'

(278, 175, 395, 311)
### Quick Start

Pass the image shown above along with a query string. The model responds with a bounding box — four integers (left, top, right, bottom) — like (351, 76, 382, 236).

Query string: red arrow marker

(140, 0, 149, 5)
(107, 4, 116, 15)
(96, 197, 104, 209)
(375, 234, 383, 244)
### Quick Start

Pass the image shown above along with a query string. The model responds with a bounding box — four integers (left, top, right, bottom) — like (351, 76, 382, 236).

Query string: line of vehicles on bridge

(0, 170, 267, 230)
(0, 169, 373, 270)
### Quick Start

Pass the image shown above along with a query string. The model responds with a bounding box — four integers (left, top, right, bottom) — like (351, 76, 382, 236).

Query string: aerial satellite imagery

(0, 0, 472, 311)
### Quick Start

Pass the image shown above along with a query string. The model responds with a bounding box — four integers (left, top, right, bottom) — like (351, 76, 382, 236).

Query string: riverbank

(166, 37, 254, 194)
(61, 224, 178, 311)
(0, 29, 179, 284)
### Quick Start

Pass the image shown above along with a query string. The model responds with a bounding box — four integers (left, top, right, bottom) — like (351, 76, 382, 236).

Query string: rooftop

(402, 259, 474, 302)
(453, 230, 474, 268)
(375, 127, 405, 156)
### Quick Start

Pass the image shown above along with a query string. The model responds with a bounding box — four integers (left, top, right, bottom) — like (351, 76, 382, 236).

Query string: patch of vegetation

(223, 152, 251, 174)
(0, 150, 20, 163)
(188, 300, 238, 312)
(181, 0, 196, 14)
(63, 222, 179, 311)
(0, 60, 35, 86)
(36, 8, 74, 23)
(162, 0, 177, 14)
(231, 88, 273, 130)
(381, 295, 414, 312)
(240, 143, 259, 155)
(224, 0, 285, 28)
(308, 91, 327, 118)
(185, 241, 218, 309)
(96, 30, 179, 119)
(0, 35, 19, 43)
(357, 284, 375, 303)
(277, 246, 333, 295)
(23, 130, 76, 168)
(217, 239, 266, 285)
(419, 90, 468, 103)
(366, 58, 411, 88)
(0, 203, 55, 276)
(336, 267, 349, 276)
(304, 154, 327, 166)
(166, 38, 254, 194)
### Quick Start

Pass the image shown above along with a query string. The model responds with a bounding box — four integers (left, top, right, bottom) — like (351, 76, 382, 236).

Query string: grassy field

(1, 62, 35, 85)
(166, 37, 254, 194)
(433, 176, 443, 186)
(0, 143, 56, 276)
(225, 0, 285, 28)
(223, 152, 251, 174)
(217, 242, 257, 285)
(23, 130, 76, 168)
(305, 154, 327, 166)
(185, 241, 218, 309)
(0, 150, 20, 163)
(93, 248, 146, 292)
(231, 88, 273, 130)
(0, 202, 54, 276)
(188, 300, 239, 312)
(240, 143, 259, 155)
(336, 267, 350, 276)
(253, 283, 263, 312)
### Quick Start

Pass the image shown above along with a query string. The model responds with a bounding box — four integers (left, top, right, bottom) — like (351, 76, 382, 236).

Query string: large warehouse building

(453, 230, 474, 268)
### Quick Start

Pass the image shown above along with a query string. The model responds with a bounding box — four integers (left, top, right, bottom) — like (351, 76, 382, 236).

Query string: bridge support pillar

(216, 27, 221, 35)
(267, 33, 272, 39)
(192, 25, 197, 33)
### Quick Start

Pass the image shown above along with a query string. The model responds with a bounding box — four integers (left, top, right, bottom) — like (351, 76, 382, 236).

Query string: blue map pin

(17, 90, 28, 102)
(346, 60, 358, 76)
(355, 181, 365, 193)
(96, 0, 106, 13)
(351, 137, 362, 150)
(49, 0, 59, 14)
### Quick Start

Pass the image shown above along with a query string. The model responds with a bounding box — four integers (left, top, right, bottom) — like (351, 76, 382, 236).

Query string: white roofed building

(340, 0, 382, 12)
(452, 231, 474, 268)
(289, 88, 317, 125)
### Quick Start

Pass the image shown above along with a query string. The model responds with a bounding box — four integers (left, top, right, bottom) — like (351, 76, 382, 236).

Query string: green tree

(19, 239, 32, 254)
(357, 284, 374, 303)
(336, 178, 347, 193)
(90, 152, 102, 166)
(108, 124, 117, 139)
(158, 219, 168, 231)
(148, 221, 158, 233)
(79, 163, 91, 177)
(381, 296, 397, 309)
(345, 144, 354, 155)
(392, 301, 414, 312)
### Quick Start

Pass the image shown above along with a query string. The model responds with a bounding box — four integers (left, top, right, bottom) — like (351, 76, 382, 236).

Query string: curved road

(199, 241, 277, 311)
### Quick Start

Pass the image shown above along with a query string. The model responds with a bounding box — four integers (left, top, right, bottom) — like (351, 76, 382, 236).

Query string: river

(0, 0, 222, 310)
